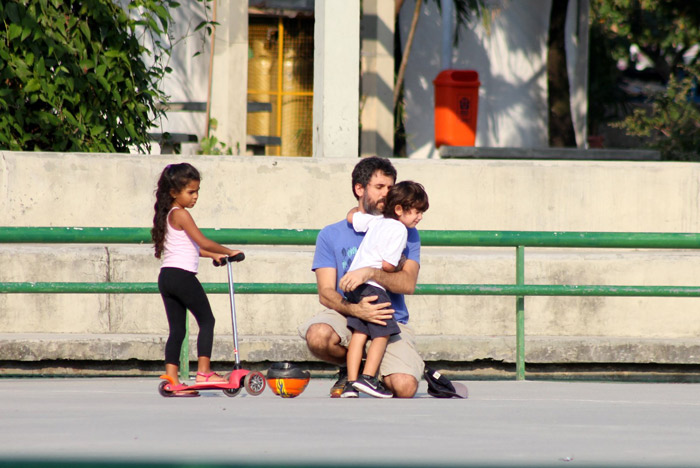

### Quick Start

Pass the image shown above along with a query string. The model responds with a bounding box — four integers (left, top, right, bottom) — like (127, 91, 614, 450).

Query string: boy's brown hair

(382, 181, 429, 220)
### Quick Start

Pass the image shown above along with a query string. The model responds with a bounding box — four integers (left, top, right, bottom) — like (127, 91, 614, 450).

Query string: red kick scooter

(158, 253, 266, 397)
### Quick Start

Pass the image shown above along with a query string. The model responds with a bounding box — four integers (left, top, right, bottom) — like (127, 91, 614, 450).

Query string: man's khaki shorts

(298, 309, 424, 381)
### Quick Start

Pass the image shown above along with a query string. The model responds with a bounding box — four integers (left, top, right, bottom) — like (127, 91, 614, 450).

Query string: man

(298, 157, 423, 398)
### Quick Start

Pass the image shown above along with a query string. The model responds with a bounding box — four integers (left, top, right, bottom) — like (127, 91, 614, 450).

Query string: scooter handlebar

(213, 252, 245, 266)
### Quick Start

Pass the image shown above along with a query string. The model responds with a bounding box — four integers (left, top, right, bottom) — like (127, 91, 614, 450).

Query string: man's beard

(361, 194, 384, 215)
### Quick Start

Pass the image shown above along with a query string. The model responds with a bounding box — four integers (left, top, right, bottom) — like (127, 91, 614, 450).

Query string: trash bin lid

(433, 69, 480, 86)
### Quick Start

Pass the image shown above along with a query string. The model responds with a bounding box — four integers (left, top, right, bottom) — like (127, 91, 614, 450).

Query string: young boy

(340, 180, 429, 398)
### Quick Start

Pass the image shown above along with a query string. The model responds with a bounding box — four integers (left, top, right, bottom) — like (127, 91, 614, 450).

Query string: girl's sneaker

(352, 374, 393, 398)
(340, 381, 359, 398)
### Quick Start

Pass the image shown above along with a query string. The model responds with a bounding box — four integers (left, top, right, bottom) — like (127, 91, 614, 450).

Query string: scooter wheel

(158, 380, 174, 397)
(223, 387, 242, 398)
(244, 371, 266, 396)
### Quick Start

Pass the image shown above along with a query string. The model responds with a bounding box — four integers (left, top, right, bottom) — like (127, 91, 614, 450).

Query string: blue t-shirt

(312, 219, 421, 324)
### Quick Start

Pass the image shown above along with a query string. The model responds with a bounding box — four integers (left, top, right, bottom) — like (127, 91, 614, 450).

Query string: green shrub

(612, 66, 700, 161)
(0, 0, 177, 153)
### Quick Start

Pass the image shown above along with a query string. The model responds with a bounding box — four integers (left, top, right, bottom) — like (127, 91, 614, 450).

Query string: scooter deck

(160, 369, 248, 391)
(159, 368, 266, 397)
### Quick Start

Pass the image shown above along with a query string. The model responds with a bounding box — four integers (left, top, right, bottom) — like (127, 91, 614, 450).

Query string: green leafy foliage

(197, 134, 233, 155)
(612, 66, 700, 160)
(197, 119, 233, 155)
(0, 0, 213, 153)
(589, 0, 700, 156)
(590, 0, 700, 76)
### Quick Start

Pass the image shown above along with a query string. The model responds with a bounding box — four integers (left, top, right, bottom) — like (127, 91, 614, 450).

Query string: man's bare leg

(306, 324, 418, 398)
(305, 323, 346, 365)
(383, 373, 418, 398)
(305, 323, 351, 397)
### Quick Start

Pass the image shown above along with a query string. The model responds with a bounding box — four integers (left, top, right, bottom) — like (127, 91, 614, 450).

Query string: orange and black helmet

(266, 362, 311, 398)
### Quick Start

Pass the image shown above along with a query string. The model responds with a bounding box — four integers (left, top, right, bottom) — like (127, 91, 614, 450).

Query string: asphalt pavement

(1, 377, 699, 467)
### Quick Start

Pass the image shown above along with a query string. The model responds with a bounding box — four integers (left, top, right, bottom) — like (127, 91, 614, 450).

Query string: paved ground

(1, 377, 699, 467)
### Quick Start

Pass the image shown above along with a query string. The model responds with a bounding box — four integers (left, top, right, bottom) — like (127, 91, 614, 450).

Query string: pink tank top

(161, 207, 200, 273)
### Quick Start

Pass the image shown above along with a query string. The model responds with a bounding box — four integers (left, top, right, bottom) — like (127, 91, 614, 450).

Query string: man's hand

(315, 268, 393, 326)
(339, 267, 374, 292)
(354, 295, 393, 326)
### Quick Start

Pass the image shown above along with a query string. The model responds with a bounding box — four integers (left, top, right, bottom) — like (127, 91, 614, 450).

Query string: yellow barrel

(247, 34, 273, 148)
(281, 34, 313, 157)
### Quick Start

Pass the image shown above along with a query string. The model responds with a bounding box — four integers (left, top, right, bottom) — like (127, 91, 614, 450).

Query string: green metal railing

(2, 226, 700, 380)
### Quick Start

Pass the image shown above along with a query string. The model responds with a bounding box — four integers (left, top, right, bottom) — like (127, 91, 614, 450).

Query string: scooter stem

(226, 259, 242, 366)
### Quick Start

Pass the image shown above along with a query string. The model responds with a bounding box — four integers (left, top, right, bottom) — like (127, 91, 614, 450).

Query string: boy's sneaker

(352, 374, 393, 398)
(329, 367, 348, 398)
(340, 381, 359, 398)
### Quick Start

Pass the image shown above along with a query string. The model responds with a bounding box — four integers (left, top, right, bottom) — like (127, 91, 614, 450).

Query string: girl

(152, 163, 242, 397)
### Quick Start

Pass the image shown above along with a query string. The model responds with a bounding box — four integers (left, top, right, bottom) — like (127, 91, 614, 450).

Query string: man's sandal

(196, 371, 226, 383)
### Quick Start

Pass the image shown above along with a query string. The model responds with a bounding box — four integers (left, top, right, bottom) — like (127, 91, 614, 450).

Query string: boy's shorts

(345, 283, 401, 339)
(297, 309, 424, 381)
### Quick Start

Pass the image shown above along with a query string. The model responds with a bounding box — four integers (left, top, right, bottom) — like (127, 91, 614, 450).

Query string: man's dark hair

(350, 156, 397, 200)
(383, 181, 429, 220)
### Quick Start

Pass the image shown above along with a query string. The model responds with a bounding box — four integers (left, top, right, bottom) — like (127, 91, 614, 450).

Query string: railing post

(179, 315, 190, 382)
(516, 245, 526, 380)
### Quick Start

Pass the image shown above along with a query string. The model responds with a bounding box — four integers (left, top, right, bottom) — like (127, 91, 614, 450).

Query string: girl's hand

(201, 248, 243, 263)
(211, 253, 228, 264)
(228, 249, 243, 258)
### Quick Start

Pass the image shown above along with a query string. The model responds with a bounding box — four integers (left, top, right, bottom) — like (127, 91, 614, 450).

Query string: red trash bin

(433, 70, 480, 147)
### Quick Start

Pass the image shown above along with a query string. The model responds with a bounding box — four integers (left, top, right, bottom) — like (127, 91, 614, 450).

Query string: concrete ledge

(439, 146, 661, 161)
(3, 334, 700, 367)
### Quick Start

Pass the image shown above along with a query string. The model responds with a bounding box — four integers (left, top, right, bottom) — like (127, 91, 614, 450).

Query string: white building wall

(152, 1, 588, 158)
(399, 0, 589, 158)
(151, 1, 211, 139)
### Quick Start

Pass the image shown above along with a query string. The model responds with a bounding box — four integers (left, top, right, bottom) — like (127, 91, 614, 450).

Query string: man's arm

(371, 258, 419, 294)
(339, 259, 419, 295)
(316, 267, 394, 325)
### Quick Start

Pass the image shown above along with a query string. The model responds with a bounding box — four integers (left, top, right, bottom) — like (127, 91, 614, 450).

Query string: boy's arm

(346, 207, 358, 224)
(316, 267, 394, 325)
(381, 260, 396, 272)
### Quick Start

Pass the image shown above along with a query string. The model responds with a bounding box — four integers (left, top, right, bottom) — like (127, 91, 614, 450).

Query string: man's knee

(384, 373, 418, 398)
(305, 323, 339, 353)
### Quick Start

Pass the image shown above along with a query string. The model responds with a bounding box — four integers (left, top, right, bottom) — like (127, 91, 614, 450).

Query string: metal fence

(2, 226, 700, 380)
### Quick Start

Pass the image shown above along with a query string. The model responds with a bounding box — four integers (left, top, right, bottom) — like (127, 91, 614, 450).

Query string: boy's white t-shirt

(348, 212, 408, 291)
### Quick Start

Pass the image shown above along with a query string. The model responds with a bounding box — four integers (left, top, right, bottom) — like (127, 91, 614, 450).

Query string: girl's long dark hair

(151, 163, 201, 258)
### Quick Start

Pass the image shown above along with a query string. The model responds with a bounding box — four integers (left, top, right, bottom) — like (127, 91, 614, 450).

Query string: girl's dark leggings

(158, 267, 216, 366)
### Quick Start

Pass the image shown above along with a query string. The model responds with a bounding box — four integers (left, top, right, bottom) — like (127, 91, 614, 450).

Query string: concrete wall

(2, 152, 700, 370)
(4, 151, 699, 231)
